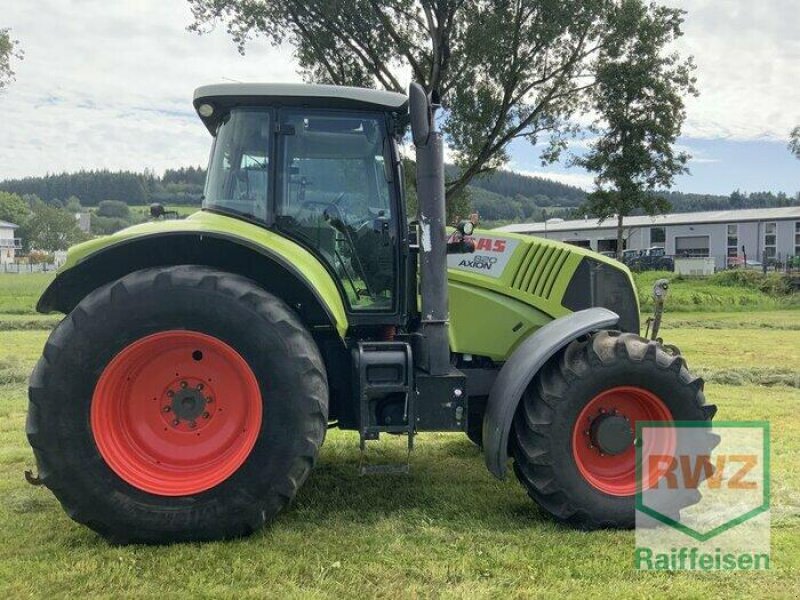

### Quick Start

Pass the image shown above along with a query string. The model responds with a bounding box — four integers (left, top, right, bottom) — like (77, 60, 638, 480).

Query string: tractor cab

(195, 84, 409, 318)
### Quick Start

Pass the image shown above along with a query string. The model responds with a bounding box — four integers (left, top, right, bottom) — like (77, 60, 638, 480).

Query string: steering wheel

(299, 199, 346, 225)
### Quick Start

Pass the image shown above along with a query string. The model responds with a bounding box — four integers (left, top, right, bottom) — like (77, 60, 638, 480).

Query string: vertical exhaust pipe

(409, 83, 450, 375)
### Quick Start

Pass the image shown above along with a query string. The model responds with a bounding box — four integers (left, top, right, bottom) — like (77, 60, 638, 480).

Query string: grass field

(0, 274, 798, 597)
(635, 270, 800, 312)
(128, 204, 200, 219)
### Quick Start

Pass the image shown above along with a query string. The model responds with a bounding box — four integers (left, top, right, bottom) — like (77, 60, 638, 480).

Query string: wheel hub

(588, 412, 633, 455)
(572, 386, 675, 497)
(91, 330, 262, 496)
(162, 379, 214, 430)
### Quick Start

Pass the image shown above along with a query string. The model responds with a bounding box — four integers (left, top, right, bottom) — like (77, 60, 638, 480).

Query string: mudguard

(483, 307, 620, 479)
(37, 211, 349, 337)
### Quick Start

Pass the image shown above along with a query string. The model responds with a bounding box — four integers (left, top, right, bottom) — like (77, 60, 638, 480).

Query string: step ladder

(353, 341, 415, 475)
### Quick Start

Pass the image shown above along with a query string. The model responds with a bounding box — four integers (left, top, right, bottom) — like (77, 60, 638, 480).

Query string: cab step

(353, 341, 415, 475)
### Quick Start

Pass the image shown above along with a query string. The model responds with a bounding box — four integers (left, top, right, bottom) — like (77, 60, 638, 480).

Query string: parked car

(624, 247, 674, 272)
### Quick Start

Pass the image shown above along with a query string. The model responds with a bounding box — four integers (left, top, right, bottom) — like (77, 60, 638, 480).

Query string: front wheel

(511, 331, 715, 529)
(27, 266, 328, 544)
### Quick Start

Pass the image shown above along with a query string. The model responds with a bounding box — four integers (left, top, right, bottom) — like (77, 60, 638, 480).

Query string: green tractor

(27, 83, 715, 544)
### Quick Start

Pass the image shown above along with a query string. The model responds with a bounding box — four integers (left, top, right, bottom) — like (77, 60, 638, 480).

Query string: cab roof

(193, 83, 408, 134)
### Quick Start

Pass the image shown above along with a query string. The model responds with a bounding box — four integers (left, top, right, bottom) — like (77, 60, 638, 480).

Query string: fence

(0, 262, 59, 273)
(619, 251, 800, 274)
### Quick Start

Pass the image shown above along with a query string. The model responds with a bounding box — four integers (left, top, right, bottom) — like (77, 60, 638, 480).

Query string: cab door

(274, 109, 404, 321)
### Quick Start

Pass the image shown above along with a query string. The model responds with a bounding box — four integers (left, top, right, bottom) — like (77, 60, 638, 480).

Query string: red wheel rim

(91, 331, 262, 496)
(572, 386, 674, 497)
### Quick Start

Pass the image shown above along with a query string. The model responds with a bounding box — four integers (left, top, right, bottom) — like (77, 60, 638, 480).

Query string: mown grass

(128, 204, 200, 219)
(635, 270, 800, 312)
(1, 305, 800, 596)
(0, 261, 798, 596)
(0, 273, 55, 315)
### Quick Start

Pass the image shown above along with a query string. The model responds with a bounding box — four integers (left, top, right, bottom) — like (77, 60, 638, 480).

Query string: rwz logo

(648, 454, 759, 490)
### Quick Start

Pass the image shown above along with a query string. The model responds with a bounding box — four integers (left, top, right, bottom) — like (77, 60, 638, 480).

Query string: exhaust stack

(409, 83, 450, 375)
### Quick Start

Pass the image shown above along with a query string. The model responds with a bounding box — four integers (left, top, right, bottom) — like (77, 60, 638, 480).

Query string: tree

(97, 199, 131, 219)
(789, 126, 800, 160)
(0, 191, 29, 225)
(65, 196, 83, 213)
(187, 1, 691, 206)
(18, 200, 89, 252)
(572, 0, 696, 258)
(0, 28, 23, 92)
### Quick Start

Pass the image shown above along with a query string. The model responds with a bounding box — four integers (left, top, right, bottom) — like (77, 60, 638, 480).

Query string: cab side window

(277, 112, 396, 311)
(204, 110, 271, 221)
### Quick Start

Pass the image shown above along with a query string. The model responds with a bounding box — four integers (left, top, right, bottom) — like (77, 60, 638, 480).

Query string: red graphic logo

(474, 238, 506, 253)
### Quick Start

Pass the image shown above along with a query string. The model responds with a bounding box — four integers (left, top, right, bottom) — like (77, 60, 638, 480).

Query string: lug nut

(206, 397, 213, 403)
(189, 421, 197, 429)
(163, 406, 171, 413)
(197, 383, 204, 390)
(167, 390, 175, 398)
(202, 412, 210, 419)
(180, 381, 188, 389)
(171, 419, 179, 426)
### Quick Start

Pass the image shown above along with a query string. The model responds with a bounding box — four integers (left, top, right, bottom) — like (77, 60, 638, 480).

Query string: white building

(0, 220, 21, 264)
(495, 206, 800, 270)
(75, 212, 91, 234)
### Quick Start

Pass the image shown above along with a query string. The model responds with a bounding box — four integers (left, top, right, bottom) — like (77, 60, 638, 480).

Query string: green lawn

(0, 273, 55, 315)
(128, 204, 200, 219)
(0, 270, 798, 596)
(635, 270, 799, 312)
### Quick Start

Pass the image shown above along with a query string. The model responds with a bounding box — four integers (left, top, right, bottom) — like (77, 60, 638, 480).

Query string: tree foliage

(462, 168, 585, 206)
(572, 0, 696, 257)
(97, 200, 131, 219)
(187, 0, 691, 205)
(789, 126, 800, 160)
(0, 27, 23, 92)
(0, 191, 29, 225)
(0, 169, 201, 207)
(17, 200, 89, 252)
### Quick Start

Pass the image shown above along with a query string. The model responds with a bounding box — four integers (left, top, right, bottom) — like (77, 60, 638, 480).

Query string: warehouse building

(495, 206, 800, 270)
(0, 220, 21, 264)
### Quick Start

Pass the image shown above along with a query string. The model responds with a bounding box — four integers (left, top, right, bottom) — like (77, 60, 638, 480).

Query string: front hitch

(644, 278, 670, 342)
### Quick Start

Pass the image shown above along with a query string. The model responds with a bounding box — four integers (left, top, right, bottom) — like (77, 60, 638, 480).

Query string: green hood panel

(448, 282, 553, 361)
(446, 230, 637, 359)
(62, 211, 349, 337)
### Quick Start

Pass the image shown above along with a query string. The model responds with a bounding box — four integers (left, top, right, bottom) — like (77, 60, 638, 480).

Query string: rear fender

(38, 231, 349, 337)
(482, 308, 620, 479)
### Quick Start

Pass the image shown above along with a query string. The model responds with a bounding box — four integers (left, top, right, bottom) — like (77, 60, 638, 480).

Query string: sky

(1, 0, 799, 196)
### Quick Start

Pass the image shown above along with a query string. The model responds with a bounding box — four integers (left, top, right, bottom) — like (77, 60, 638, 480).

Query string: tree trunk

(616, 213, 624, 260)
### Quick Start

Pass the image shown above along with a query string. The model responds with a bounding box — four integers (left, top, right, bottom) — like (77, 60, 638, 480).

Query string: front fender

(482, 307, 620, 479)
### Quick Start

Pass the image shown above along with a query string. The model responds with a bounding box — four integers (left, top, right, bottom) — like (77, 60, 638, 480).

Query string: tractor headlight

(198, 103, 215, 118)
(458, 220, 474, 236)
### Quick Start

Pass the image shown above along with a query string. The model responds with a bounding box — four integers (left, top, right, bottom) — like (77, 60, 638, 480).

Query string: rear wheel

(511, 330, 715, 529)
(27, 266, 328, 544)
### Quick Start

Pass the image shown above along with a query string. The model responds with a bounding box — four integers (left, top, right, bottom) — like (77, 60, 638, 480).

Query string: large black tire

(511, 330, 715, 529)
(27, 266, 328, 544)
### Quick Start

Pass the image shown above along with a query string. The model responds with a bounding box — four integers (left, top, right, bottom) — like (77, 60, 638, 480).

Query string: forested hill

(0, 167, 206, 207)
(1, 166, 796, 222)
(451, 167, 587, 206)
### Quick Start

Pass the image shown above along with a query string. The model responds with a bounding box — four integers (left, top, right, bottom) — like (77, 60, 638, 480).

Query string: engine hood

(445, 230, 640, 360)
